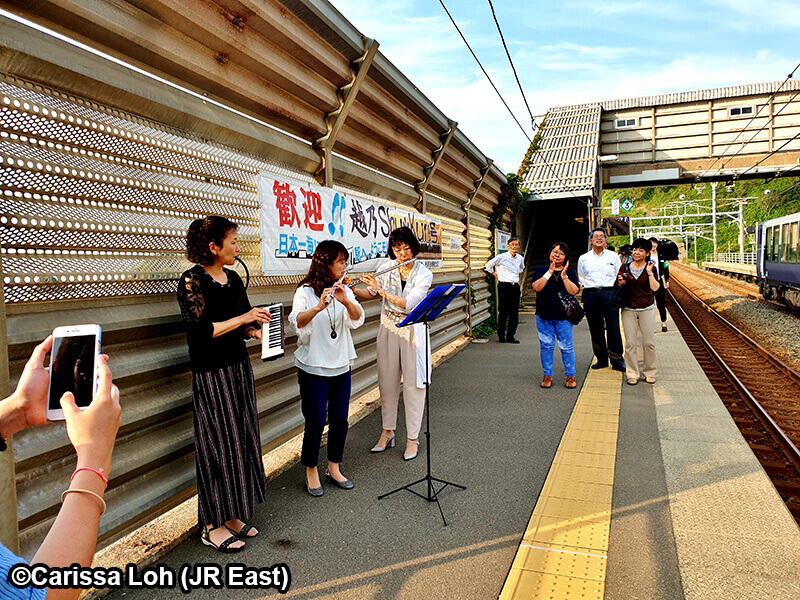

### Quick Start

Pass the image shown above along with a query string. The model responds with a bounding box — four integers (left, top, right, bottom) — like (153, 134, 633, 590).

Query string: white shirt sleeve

(343, 287, 365, 329)
(404, 268, 434, 313)
(577, 255, 587, 287)
(289, 287, 314, 345)
(612, 252, 622, 273)
(484, 254, 499, 273)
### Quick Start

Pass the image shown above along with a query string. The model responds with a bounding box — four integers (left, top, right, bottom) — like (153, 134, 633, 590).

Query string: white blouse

(375, 259, 434, 388)
(289, 285, 365, 376)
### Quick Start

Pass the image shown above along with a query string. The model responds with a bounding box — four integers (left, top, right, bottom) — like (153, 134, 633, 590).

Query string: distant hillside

(601, 178, 800, 260)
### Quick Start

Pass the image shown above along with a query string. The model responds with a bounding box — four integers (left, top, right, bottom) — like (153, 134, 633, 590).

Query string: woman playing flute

(289, 240, 365, 496)
(352, 226, 433, 461)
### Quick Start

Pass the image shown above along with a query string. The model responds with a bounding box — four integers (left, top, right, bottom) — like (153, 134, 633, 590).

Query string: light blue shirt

(0, 543, 48, 600)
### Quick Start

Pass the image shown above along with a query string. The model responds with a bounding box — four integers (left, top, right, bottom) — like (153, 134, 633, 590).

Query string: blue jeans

(536, 316, 576, 377)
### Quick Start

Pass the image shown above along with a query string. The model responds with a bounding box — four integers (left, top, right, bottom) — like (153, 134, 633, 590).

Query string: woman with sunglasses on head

(352, 226, 433, 461)
(289, 240, 365, 496)
(177, 216, 272, 553)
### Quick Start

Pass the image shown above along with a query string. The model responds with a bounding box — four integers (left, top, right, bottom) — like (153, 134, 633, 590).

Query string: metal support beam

(462, 160, 492, 337)
(314, 37, 379, 187)
(0, 256, 19, 554)
(415, 120, 457, 213)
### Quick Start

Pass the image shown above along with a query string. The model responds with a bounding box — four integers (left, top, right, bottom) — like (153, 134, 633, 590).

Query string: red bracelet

(71, 467, 108, 488)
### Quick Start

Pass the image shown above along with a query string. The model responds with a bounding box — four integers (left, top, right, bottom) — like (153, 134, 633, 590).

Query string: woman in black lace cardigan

(176, 216, 272, 553)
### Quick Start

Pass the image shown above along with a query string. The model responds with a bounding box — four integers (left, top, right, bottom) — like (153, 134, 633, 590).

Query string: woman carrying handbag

(531, 242, 581, 389)
(615, 238, 661, 385)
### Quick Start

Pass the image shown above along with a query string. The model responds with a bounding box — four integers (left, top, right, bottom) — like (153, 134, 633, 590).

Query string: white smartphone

(46, 324, 102, 421)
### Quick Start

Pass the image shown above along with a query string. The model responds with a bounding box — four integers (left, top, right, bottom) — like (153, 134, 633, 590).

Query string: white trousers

(376, 320, 425, 440)
(621, 306, 657, 380)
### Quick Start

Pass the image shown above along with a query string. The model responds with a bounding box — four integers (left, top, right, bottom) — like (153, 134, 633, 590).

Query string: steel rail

(668, 279, 800, 474)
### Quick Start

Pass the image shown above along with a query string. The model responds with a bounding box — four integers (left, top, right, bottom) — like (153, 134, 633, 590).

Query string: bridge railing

(704, 252, 757, 264)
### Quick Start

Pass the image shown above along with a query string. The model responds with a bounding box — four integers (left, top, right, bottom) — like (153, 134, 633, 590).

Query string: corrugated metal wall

(0, 0, 505, 558)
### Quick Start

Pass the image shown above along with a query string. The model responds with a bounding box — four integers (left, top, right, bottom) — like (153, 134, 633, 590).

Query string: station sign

(611, 199, 620, 216)
(621, 199, 634, 212)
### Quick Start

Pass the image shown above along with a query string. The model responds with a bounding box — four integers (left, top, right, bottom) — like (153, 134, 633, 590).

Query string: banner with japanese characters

(258, 173, 442, 275)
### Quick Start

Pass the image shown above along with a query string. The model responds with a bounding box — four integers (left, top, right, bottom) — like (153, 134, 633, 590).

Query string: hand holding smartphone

(46, 324, 102, 421)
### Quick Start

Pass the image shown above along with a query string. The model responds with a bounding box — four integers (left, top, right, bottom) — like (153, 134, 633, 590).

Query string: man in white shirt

(577, 228, 625, 371)
(485, 237, 525, 343)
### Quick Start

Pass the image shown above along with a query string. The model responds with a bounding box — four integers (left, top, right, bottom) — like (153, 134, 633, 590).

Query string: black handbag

(558, 290, 585, 325)
(610, 264, 630, 309)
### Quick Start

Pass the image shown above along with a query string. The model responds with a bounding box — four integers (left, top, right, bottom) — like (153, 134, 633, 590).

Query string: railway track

(668, 279, 800, 523)
(671, 261, 798, 316)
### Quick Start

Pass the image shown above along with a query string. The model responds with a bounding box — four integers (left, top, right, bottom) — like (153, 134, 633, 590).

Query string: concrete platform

(702, 260, 757, 278)
(99, 312, 800, 599)
(501, 312, 800, 600)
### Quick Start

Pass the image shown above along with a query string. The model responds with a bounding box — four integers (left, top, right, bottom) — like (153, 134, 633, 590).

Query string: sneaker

(661, 325, 667, 332)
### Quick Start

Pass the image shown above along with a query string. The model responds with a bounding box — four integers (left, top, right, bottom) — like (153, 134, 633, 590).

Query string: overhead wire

(436, 0, 531, 143)
(699, 61, 800, 180)
(738, 129, 800, 178)
(487, 0, 537, 130)
(711, 86, 800, 178)
(479, 1, 588, 205)
(438, 0, 596, 209)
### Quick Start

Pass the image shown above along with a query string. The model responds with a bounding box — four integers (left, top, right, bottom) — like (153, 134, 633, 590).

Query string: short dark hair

(388, 226, 421, 258)
(590, 227, 607, 239)
(508, 237, 520, 245)
(648, 237, 659, 245)
(548, 241, 571, 262)
(186, 216, 238, 266)
(631, 237, 652, 252)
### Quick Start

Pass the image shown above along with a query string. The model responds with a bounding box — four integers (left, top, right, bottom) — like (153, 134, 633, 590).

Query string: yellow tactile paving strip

(499, 368, 621, 600)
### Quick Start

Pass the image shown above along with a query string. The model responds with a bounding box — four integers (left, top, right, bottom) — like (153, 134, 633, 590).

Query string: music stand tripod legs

(378, 318, 465, 526)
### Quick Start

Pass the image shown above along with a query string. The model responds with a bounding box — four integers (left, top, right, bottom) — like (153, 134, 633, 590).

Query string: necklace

(326, 299, 337, 339)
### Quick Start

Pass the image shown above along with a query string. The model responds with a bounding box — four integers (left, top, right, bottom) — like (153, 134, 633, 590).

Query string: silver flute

(344, 257, 416, 289)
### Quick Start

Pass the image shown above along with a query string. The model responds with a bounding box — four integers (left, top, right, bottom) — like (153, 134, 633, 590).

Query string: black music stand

(378, 284, 467, 526)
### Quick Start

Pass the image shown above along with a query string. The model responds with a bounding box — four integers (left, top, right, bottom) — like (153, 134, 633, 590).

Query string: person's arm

(646, 262, 660, 291)
(33, 357, 120, 600)
(577, 255, 587, 287)
(177, 272, 270, 340)
(562, 266, 580, 296)
(351, 273, 379, 300)
(335, 285, 365, 327)
(484, 255, 500, 278)
(402, 269, 434, 313)
(615, 265, 627, 287)
(531, 267, 549, 292)
(1, 337, 121, 600)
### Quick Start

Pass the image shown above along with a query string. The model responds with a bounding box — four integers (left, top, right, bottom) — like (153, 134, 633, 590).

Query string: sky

(328, 0, 798, 174)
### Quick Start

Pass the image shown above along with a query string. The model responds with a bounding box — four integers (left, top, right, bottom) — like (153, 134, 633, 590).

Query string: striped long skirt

(191, 357, 266, 528)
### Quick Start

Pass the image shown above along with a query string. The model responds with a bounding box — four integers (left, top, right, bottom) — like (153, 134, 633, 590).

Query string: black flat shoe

(306, 483, 324, 497)
(325, 470, 354, 489)
(611, 363, 626, 372)
(201, 528, 245, 553)
(591, 363, 608, 370)
(507, 338, 520, 344)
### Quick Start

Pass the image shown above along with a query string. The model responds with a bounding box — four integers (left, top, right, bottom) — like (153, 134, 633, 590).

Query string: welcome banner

(258, 173, 442, 275)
